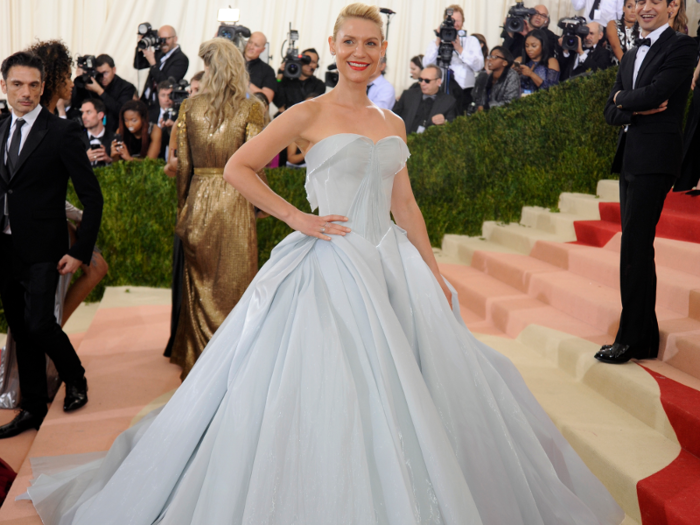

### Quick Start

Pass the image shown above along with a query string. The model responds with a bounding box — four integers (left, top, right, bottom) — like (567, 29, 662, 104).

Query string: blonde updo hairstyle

(196, 37, 253, 132)
(332, 3, 385, 42)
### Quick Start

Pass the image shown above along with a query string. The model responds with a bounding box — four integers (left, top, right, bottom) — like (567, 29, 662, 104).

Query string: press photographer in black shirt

(134, 25, 189, 109)
(273, 48, 326, 112)
(71, 54, 136, 133)
(245, 32, 277, 103)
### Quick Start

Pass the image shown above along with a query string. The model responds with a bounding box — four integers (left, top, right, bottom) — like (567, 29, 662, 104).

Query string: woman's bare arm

(387, 115, 451, 303)
(607, 21, 624, 62)
(147, 125, 162, 160)
(223, 101, 350, 241)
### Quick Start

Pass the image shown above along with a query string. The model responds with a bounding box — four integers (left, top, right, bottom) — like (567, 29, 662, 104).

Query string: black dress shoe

(0, 410, 44, 439)
(64, 377, 88, 412)
(594, 343, 635, 364)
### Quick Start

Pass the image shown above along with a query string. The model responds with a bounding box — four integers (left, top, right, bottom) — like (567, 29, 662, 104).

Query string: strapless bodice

(304, 134, 410, 245)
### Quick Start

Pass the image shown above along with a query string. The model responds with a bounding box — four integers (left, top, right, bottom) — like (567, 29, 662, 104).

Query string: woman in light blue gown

(21, 4, 625, 525)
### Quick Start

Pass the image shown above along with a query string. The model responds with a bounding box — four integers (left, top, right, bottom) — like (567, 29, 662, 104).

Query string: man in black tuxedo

(597, 0, 697, 364)
(0, 52, 103, 436)
(560, 22, 613, 80)
(80, 98, 114, 168)
(393, 65, 457, 135)
(134, 25, 189, 109)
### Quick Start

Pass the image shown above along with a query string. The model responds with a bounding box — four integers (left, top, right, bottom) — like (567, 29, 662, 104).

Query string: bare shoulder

(381, 108, 407, 141)
(275, 97, 323, 136)
(547, 57, 560, 71)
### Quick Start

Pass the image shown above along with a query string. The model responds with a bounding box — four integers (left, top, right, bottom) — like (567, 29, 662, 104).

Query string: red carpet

(573, 191, 700, 247)
(0, 460, 15, 507)
(637, 366, 700, 525)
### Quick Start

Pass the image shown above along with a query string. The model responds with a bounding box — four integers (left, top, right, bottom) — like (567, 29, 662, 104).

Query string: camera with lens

(164, 78, 190, 122)
(325, 63, 339, 89)
(558, 16, 590, 52)
(505, 2, 537, 34)
(217, 23, 251, 53)
(137, 22, 165, 51)
(282, 24, 311, 80)
(434, 8, 467, 68)
(74, 55, 102, 89)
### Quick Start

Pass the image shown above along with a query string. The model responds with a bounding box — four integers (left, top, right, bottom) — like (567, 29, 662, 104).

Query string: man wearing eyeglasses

(134, 25, 189, 109)
(393, 64, 457, 135)
(503, 5, 560, 61)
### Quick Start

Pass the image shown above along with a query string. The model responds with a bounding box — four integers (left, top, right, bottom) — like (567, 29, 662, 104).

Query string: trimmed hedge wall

(0, 68, 620, 329)
(408, 67, 619, 245)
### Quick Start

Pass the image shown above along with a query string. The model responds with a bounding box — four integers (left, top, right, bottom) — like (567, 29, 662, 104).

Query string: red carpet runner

(573, 192, 700, 247)
(637, 366, 700, 525)
(0, 460, 15, 507)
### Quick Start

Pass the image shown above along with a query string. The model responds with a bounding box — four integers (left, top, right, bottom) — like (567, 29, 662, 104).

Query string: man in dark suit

(134, 25, 189, 109)
(560, 22, 613, 80)
(393, 64, 457, 135)
(80, 98, 114, 168)
(0, 51, 103, 437)
(597, 0, 697, 364)
(148, 81, 175, 160)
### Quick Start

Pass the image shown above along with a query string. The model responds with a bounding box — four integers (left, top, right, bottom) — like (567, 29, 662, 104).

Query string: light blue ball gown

(21, 134, 624, 525)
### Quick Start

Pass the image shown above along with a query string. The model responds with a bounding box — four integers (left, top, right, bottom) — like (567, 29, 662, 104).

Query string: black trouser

(163, 234, 184, 357)
(614, 171, 674, 358)
(0, 235, 84, 416)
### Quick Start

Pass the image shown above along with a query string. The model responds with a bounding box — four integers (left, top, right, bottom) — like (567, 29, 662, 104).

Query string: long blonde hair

(333, 3, 384, 41)
(196, 38, 250, 132)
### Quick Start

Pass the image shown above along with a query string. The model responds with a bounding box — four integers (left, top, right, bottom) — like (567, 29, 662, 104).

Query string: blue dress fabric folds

(22, 134, 624, 525)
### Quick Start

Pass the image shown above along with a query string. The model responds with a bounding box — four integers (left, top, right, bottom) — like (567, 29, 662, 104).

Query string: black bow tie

(635, 38, 652, 48)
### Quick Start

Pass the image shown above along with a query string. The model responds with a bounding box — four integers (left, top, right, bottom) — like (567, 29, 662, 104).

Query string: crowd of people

(0, 0, 698, 441)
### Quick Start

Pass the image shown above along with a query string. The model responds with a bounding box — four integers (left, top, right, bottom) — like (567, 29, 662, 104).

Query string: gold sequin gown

(170, 96, 264, 379)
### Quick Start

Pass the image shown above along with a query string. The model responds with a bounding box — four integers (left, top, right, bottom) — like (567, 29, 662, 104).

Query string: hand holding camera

(558, 17, 589, 53)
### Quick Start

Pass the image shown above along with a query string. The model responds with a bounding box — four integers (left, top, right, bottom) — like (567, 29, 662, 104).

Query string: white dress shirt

(367, 74, 396, 110)
(633, 23, 669, 88)
(599, 0, 624, 25)
(159, 45, 180, 71)
(4, 103, 43, 234)
(572, 0, 620, 24)
(423, 35, 484, 90)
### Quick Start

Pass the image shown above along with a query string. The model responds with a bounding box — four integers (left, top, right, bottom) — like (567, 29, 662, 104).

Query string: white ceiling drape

(1, 0, 699, 96)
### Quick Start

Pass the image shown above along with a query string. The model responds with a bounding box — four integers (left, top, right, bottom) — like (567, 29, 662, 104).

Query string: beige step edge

(476, 331, 678, 524)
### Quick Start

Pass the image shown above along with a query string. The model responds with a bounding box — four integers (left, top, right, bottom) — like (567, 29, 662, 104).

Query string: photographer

(560, 21, 613, 80)
(245, 32, 276, 104)
(71, 54, 136, 133)
(273, 48, 326, 112)
(148, 80, 175, 160)
(134, 25, 189, 108)
(502, 4, 561, 63)
(80, 99, 113, 167)
(422, 5, 484, 114)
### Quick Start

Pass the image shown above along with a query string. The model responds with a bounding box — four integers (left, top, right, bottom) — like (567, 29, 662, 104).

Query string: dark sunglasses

(417, 77, 439, 83)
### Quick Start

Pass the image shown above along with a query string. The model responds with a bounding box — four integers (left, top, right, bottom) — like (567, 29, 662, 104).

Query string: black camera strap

(589, 0, 602, 21)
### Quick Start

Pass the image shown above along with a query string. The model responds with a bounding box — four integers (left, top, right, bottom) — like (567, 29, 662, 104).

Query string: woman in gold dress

(170, 38, 266, 379)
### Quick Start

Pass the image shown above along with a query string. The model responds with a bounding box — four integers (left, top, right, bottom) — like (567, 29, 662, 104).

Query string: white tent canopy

(1, 0, 699, 97)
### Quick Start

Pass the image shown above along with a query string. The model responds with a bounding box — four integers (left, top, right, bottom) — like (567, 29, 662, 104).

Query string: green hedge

(407, 67, 619, 244)
(0, 68, 621, 329)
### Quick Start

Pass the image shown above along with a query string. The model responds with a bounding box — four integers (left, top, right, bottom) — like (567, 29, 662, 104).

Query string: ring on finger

(320, 227, 325, 233)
